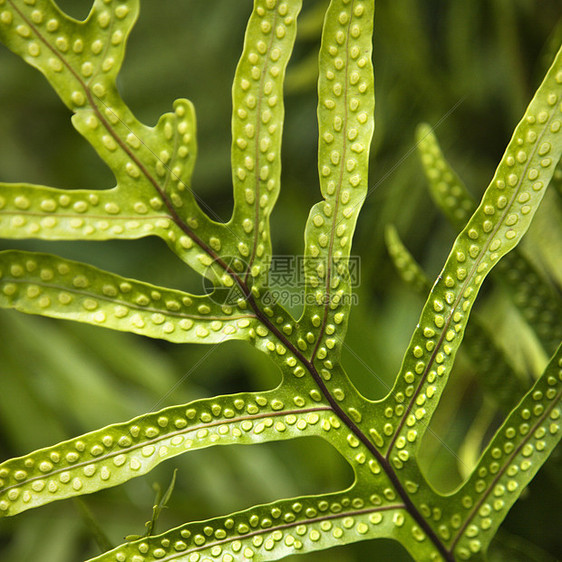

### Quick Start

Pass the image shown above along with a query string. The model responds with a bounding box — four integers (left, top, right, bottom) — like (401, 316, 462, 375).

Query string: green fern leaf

(0, 1, 560, 561)
(416, 123, 562, 355)
(384, 224, 527, 414)
(229, 0, 301, 284)
(0, 389, 333, 516)
(0, 250, 256, 343)
(383, 45, 562, 462)
(448, 344, 562, 560)
(87, 491, 414, 562)
(300, 0, 374, 360)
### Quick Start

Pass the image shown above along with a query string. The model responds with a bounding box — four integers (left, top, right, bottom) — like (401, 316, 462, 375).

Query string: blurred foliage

(0, 1, 560, 560)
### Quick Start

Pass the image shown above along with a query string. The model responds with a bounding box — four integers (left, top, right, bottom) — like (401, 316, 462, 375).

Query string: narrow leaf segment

(416, 123, 562, 355)
(385, 224, 527, 414)
(449, 344, 562, 560)
(0, 250, 256, 344)
(230, 0, 301, 284)
(383, 46, 562, 466)
(88, 490, 407, 562)
(0, 389, 332, 516)
(301, 0, 375, 360)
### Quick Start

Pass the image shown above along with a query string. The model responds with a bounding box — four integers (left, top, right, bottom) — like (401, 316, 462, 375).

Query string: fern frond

(417, 123, 562, 355)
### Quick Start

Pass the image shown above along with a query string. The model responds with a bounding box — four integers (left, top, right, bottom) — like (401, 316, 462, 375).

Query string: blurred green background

(0, 1, 561, 560)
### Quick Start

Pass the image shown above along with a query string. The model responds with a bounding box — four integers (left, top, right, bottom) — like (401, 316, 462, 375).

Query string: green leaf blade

(0, 390, 333, 517)
(0, 1, 559, 560)
(385, 224, 527, 414)
(416, 123, 477, 230)
(86, 490, 415, 562)
(0, 250, 256, 344)
(230, 0, 302, 282)
(383, 45, 562, 464)
(300, 0, 375, 361)
(494, 251, 562, 356)
(384, 224, 432, 295)
(0, 0, 138, 112)
(448, 344, 562, 561)
(0, 0, 235, 280)
(0, 184, 169, 241)
(417, 123, 562, 355)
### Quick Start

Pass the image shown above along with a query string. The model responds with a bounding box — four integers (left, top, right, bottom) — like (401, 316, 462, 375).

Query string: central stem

(212, 265, 456, 562)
